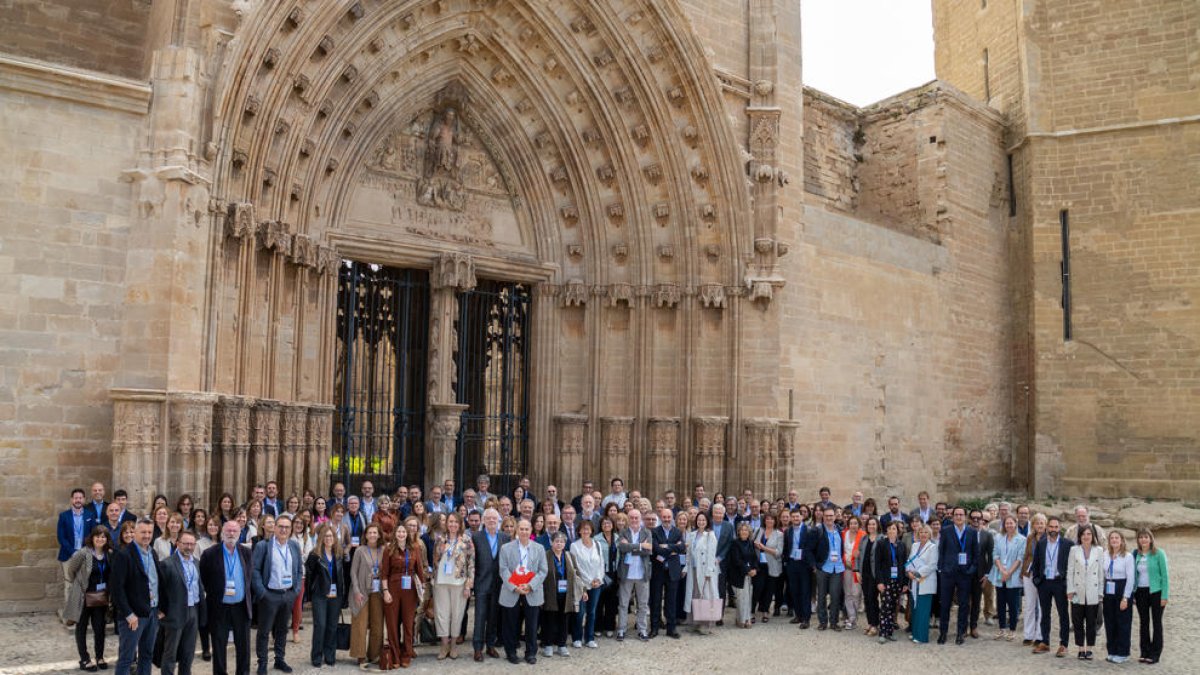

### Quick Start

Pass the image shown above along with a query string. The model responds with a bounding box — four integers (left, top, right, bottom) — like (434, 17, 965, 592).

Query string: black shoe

(937, 633, 946, 645)
(818, 623, 827, 631)
(507, 654, 521, 664)
(790, 617, 802, 624)
(667, 631, 681, 639)
(638, 633, 650, 642)
(616, 633, 625, 642)
(256, 666, 267, 675)
(325, 659, 336, 666)
(274, 660, 294, 673)
(524, 655, 537, 665)
(800, 622, 810, 630)
(201, 651, 211, 662)
(648, 630, 659, 639)
(955, 634, 964, 645)
(310, 662, 322, 669)
(831, 624, 842, 632)
(715, 620, 724, 627)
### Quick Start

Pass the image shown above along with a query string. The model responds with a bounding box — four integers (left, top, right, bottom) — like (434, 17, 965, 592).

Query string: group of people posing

(57, 476, 1171, 673)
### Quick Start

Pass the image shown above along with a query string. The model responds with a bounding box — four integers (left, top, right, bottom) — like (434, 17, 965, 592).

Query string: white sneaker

(586, 640, 598, 649)
(559, 646, 570, 657)
(572, 641, 582, 649)
(542, 646, 553, 657)
(605, 631, 613, 638)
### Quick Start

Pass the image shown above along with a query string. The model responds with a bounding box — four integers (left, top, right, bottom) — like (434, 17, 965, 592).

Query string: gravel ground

(5, 532, 1195, 675)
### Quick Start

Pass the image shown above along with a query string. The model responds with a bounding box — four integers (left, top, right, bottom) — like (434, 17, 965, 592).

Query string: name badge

(281, 575, 292, 587)
(225, 580, 236, 596)
(327, 583, 338, 598)
(371, 579, 381, 593)
(890, 566, 898, 579)
(679, 554, 687, 568)
(759, 552, 768, 564)
(791, 549, 802, 560)
(350, 537, 360, 547)
(957, 552, 967, 566)
(1105, 581, 1116, 595)
(400, 575, 412, 590)
(95, 582, 107, 592)
(829, 552, 838, 562)
(557, 579, 568, 593)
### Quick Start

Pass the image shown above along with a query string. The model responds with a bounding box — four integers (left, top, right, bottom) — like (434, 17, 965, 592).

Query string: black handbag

(417, 614, 437, 644)
(336, 612, 351, 651)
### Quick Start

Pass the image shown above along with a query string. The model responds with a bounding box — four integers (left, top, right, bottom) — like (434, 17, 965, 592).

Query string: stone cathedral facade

(0, 0, 1195, 608)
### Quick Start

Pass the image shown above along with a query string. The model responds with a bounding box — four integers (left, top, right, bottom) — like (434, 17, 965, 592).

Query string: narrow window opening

(1006, 153, 1017, 217)
(1060, 210, 1072, 341)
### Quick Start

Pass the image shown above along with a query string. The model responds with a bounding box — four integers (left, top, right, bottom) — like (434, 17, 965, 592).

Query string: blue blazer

(57, 509, 98, 562)
(937, 524, 978, 576)
(251, 538, 303, 603)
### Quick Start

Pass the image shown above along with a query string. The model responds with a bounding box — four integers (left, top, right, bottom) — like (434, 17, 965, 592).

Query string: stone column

(554, 414, 588, 492)
(306, 404, 335, 495)
(428, 403, 468, 488)
(427, 253, 476, 406)
(647, 417, 680, 498)
(251, 400, 281, 489)
(777, 420, 799, 496)
(215, 395, 253, 504)
(167, 392, 216, 502)
(110, 389, 167, 513)
(692, 416, 729, 494)
(280, 402, 308, 498)
(743, 418, 779, 497)
(600, 417, 635, 488)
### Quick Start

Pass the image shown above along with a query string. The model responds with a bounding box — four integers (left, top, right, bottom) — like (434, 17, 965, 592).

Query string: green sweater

(1133, 549, 1169, 600)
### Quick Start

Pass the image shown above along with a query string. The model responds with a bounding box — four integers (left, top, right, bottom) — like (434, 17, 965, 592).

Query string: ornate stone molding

(110, 389, 166, 513)
(0, 53, 152, 115)
(554, 413, 589, 491)
(280, 402, 309, 496)
(692, 416, 729, 494)
(251, 399, 282, 490)
(215, 395, 254, 502)
(744, 417, 780, 497)
(777, 420, 799, 494)
(306, 404, 335, 497)
(600, 416, 635, 486)
(428, 403, 468, 487)
(430, 252, 477, 291)
(646, 417, 680, 501)
(166, 392, 217, 505)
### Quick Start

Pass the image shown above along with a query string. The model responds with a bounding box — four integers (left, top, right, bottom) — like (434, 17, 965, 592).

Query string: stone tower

(933, 0, 1200, 498)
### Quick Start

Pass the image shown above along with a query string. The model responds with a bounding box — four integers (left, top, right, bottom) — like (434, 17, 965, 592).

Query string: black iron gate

(454, 280, 531, 497)
(334, 262, 429, 493)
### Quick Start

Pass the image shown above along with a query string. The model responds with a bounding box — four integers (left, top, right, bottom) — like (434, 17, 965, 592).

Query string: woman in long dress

(684, 511, 721, 634)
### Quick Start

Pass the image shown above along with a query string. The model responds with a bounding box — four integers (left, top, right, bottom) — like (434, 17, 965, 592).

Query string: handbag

(84, 590, 109, 608)
(336, 611, 351, 651)
(378, 646, 395, 671)
(417, 613, 438, 644)
(690, 579, 723, 622)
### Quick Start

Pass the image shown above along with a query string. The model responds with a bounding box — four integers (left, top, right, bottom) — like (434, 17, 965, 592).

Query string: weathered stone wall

(0, 1, 152, 80)
(783, 85, 1012, 502)
(0, 61, 146, 609)
(802, 89, 859, 213)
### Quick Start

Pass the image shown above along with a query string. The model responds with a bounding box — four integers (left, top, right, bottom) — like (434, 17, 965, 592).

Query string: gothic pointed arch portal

(202, 0, 784, 499)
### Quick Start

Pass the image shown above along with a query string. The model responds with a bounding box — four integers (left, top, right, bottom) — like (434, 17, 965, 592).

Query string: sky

(801, 0, 936, 106)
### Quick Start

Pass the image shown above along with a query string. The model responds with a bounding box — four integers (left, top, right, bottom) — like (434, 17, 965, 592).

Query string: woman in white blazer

(1066, 524, 1105, 660)
(905, 523, 938, 644)
(683, 511, 721, 634)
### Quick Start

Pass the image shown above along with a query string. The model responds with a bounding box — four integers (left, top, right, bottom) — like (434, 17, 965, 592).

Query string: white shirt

(570, 539, 604, 587)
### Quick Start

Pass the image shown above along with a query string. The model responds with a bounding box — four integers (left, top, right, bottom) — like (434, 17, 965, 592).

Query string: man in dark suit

(805, 506, 844, 631)
(968, 509, 995, 638)
(200, 520, 253, 675)
(1031, 516, 1073, 657)
(937, 506, 978, 645)
(782, 507, 813, 627)
(471, 508, 510, 661)
(251, 514, 302, 674)
(158, 530, 203, 675)
(261, 481, 281, 517)
(111, 518, 159, 675)
(649, 508, 684, 639)
(89, 481, 109, 523)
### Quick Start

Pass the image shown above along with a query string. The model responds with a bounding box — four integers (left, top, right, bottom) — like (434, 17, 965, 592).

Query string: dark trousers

(1071, 603, 1099, 647)
(541, 606, 570, 647)
(996, 586, 1022, 631)
(597, 581, 619, 632)
(1134, 588, 1163, 661)
(752, 567, 782, 613)
(309, 592, 339, 665)
(814, 569, 842, 626)
(1103, 584, 1132, 658)
(785, 561, 812, 623)
(472, 588, 501, 650)
(649, 569, 679, 632)
(255, 591, 291, 668)
(861, 571, 880, 627)
(938, 571, 971, 636)
(1037, 578, 1070, 647)
(209, 602, 251, 675)
(502, 599, 539, 658)
(115, 612, 158, 675)
(161, 606, 199, 675)
(75, 605, 108, 663)
(969, 574, 984, 630)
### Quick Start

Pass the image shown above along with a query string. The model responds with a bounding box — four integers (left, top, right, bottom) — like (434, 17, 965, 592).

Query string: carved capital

(554, 414, 588, 455)
(290, 234, 318, 268)
(562, 279, 588, 307)
(430, 253, 476, 291)
(429, 403, 469, 439)
(225, 202, 255, 240)
(698, 283, 726, 309)
(652, 283, 681, 309)
(599, 416, 635, 457)
(256, 220, 292, 252)
(647, 417, 680, 456)
(606, 282, 634, 307)
(691, 416, 729, 457)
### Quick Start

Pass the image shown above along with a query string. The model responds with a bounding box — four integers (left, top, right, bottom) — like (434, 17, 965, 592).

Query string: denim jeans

(573, 583, 602, 642)
(115, 612, 159, 675)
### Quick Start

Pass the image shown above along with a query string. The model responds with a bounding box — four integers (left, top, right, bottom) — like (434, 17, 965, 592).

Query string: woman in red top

(380, 525, 427, 668)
